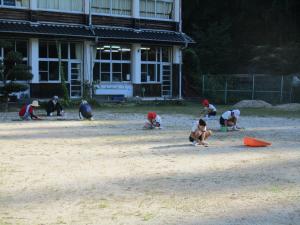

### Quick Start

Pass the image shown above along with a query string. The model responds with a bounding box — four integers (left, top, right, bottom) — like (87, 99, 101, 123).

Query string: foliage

(0, 41, 33, 109)
(182, 0, 300, 78)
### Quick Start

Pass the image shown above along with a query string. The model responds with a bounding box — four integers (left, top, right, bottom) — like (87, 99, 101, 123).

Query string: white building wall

(173, 45, 182, 64)
(132, 0, 140, 18)
(29, 38, 39, 83)
(83, 41, 92, 83)
(84, 0, 90, 14)
(29, 0, 37, 10)
(174, 0, 180, 23)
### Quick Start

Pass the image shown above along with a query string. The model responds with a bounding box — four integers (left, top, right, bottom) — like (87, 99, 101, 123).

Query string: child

(19, 100, 42, 120)
(144, 112, 161, 129)
(46, 96, 64, 116)
(202, 99, 217, 118)
(189, 119, 212, 146)
(79, 100, 93, 120)
(219, 109, 240, 131)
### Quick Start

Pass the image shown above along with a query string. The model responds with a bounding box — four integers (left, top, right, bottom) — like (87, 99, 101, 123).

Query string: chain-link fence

(200, 74, 300, 104)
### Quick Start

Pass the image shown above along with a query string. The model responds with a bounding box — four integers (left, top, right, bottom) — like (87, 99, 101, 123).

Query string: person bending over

(144, 112, 161, 129)
(79, 100, 93, 120)
(46, 96, 63, 116)
(219, 109, 241, 131)
(19, 100, 42, 120)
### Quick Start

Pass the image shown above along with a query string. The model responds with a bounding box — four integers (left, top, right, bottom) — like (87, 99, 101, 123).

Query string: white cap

(81, 100, 88, 104)
(31, 100, 40, 107)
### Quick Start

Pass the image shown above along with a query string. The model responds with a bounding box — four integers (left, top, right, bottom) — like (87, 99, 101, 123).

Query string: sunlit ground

(0, 111, 300, 225)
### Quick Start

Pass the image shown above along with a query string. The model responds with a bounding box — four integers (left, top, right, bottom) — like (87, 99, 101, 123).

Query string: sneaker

(192, 141, 198, 146)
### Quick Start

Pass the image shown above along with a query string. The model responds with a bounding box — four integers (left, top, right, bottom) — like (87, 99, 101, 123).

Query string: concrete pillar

(83, 41, 92, 82)
(30, 0, 37, 9)
(174, 0, 180, 23)
(84, 0, 90, 14)
(173, 46, 182, 99)
(173, 45, 182, 64)
(132, 0, 140, 18)
(29, 38, 39, 83)
(131, 43, 141, 84)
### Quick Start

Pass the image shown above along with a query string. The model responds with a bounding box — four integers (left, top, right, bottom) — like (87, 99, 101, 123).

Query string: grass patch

(142, 212, 155, 221)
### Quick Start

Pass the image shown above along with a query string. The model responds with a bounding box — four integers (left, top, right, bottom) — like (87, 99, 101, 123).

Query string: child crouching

(189, 119, 212, 146)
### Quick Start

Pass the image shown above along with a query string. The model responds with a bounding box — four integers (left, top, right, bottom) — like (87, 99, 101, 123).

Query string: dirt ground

(0, 111, 300, 225)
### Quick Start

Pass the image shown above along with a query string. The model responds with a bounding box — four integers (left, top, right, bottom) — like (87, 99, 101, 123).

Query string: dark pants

(208, 111, 217, 116)
(189, 134, 204, 142)
(47, 102, 63, 116)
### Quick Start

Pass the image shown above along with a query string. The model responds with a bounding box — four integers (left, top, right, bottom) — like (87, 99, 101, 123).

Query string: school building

(0, 0, 193, 100)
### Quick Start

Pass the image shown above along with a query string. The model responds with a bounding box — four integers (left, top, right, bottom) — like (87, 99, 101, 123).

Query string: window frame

(91, 0, 132, 18)
(38, 41, 83, 83)
(140, 0, 174, 21)
(93, 44, 132, 83)
(0, 0, 29, 8)
(141, 46, 172, 84)
(37, 0, 84, 14)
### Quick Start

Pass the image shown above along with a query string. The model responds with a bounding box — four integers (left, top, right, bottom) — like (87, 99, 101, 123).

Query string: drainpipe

(178, 0, 188, 99)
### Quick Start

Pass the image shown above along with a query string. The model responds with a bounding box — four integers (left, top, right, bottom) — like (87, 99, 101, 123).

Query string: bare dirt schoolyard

(0, 111, 300, 225)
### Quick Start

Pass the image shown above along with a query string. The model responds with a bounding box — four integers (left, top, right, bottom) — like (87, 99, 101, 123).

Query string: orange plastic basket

(244, 136, 271, 147)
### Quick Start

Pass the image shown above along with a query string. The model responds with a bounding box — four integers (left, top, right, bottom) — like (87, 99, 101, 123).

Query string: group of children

(189, 99, 242, 146)
(142, 98, 242, 147)
(19, 96, 93, 121)
(19, 97, 240, 147)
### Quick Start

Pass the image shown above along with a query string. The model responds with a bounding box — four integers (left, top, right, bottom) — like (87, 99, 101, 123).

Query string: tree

(0, 40, 33, 111)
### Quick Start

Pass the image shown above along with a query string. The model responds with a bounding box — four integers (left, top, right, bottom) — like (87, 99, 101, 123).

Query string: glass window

(91, 0, 131, 16)
(93, 62, 100, 81)
(2, 0, 29, 7)
(39, 41, 47, 58)
(122, 63, 130, 81)
(38, 41, 82, 82)
(16, 40, 27, 58)
(140, 0, 173, 20)
(61, 43, 68, 59)
(93, 44, 131, 83)
(48, 42, 58, 58)
(61, 61, 68, 81)
(49, 62, 59, 80)
(37, 0, 83, 12)
(70, 43, 82, 59)
(141, 46, 171, 83)
(39, 61, 48, 81)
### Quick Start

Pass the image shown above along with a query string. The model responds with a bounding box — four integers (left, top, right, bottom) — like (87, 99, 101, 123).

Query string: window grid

(140, 0, 174, 20)
(91, 0, 132, 17)
(0, 0, 29, 8)
(38, 41, 82, 82)
(93, 45, 131, 83)
(37, 0, 83, 13)
(141, 46, 171, 83)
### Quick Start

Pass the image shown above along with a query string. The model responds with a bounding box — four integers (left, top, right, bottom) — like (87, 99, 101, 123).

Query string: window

(140, 0, 173, 20)
(0, 0, 29, 7)
(141, 46, 171, 83)
(0, 40, 28, 82)
(93, 45, 131, 83)
(37, 0, 83, 12)
(38, 41, 82, 82)
(91, 0, 132, 16)
(0, 40, 28, 65)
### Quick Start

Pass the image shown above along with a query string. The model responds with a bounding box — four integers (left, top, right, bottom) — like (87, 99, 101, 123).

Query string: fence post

(224, 77, 228, 104)
(202, 74, 205, 96)
(280, 75, 284, 103)
(252, 74, 255, 100)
